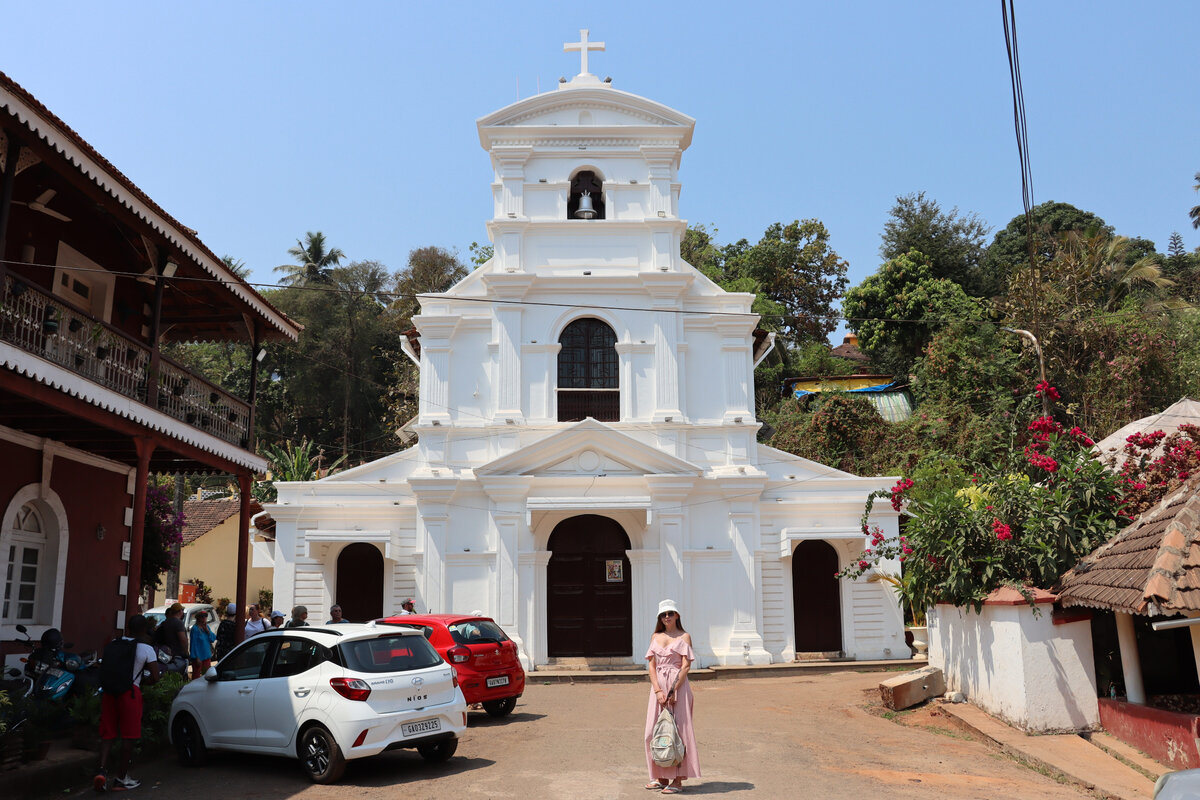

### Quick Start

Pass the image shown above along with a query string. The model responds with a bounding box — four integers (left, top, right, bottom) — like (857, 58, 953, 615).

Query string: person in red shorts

(95, 614, 159, 792)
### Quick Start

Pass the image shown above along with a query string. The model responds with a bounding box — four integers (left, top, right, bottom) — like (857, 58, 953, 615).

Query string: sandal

(645, 782, 667, 790)
(661, 788, 683, 795)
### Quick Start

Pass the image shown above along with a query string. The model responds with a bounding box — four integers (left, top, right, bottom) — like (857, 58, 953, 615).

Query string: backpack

(650, 707, 685, 768)
(214, 619, 236, 660)
(100, 638, 138, 695)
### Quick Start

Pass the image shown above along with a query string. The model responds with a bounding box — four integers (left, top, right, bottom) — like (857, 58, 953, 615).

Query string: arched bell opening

(567, 169, 605, 220)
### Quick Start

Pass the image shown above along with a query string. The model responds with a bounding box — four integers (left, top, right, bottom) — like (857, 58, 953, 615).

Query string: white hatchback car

(168, 623, 467, 783)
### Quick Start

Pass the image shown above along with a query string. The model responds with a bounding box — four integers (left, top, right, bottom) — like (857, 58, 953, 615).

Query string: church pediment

(475, 418, 702, 478)
(477, 88, 695, 148)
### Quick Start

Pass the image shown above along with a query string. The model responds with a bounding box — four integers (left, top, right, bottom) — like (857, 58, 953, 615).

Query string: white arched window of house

(1, 486, 68, 634)
(3, 503, 45, 623)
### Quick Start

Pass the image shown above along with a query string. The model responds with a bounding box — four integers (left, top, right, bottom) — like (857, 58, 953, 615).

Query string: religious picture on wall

(605, 559, 623, 582)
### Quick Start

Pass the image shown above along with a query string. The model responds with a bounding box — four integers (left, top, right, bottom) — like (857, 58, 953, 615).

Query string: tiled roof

(0, 70, 298, 340)
(181, 498, 265, 546)
(1058, 478, 1200, 615)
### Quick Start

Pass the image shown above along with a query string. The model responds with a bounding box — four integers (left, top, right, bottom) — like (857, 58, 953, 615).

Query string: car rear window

(338, 634, 443, 673)
(448, 619, 510, 645)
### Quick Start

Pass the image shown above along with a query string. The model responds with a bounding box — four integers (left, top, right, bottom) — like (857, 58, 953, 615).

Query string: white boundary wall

(928, 592, 1099, 732)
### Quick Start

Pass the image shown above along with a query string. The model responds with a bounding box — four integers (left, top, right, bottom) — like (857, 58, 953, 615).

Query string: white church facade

(268, 33, 903, 669)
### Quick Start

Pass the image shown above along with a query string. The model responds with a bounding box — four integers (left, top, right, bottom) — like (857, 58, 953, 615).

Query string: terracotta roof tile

(1059, 475, 1200, 616)
(181, 498, 263, 546)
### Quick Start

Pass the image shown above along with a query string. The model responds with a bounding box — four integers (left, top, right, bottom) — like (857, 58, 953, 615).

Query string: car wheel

(298, 724, 346, 784)
(483, 696, 517, 717)
(172, 713, 207, 767)
(417, 738, 458, 763)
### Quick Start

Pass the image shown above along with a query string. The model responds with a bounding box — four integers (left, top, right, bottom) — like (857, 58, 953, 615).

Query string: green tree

(275, 231, 345, 287)
(724, 220, 849, 345)
(468, 241, 493, 267)
(880, 192, 993, 296)
(843, 249, 982, 376)
(984, 201, 1113, 286)
(911, 322, 1020, 413)
(391, 246, 470, 328)
(1191, 171, 1200, 230)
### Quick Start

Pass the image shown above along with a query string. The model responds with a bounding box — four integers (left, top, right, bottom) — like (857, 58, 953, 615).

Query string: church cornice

(486, 135, 682, 149)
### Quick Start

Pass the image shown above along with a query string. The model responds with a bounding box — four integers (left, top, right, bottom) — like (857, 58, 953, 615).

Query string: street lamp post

(1002, 327, 1049, 417)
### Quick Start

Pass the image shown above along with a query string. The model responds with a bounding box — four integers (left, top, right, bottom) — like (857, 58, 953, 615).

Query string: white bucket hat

(658, 599, 680, 616)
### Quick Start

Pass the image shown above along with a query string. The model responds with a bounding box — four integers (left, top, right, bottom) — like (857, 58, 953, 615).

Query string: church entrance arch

(792, 540, 842, 653)
(335, 543, 384, 623)
(547, 515, 632, 657)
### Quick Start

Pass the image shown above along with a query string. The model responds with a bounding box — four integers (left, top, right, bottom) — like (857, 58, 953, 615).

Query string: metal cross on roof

(564, 29, 605, 76)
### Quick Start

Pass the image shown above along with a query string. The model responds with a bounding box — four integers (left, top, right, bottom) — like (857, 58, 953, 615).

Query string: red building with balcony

(0, 71, 299, 657)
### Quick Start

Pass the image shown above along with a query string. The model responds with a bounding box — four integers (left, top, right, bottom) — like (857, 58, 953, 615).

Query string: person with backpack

(95, 614, 159, 792)
(213, 603, 237, 661)
(643, 600, 700, 794)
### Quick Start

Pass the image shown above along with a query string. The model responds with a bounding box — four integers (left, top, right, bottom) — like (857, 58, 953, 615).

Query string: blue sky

(5, 2, 1197, 340)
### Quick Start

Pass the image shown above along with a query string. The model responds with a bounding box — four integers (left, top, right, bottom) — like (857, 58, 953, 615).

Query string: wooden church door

(792, 539, 843, 653)
(547, 515, 632, 657)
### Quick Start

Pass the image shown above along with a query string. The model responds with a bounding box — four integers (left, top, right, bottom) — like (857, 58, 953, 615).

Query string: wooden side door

(335, 542, 384, 623)
(792, 539, 843, 653)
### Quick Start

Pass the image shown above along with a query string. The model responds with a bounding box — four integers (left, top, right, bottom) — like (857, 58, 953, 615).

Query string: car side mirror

(204, 665, 219, 682)
(15, 624, 27, 634)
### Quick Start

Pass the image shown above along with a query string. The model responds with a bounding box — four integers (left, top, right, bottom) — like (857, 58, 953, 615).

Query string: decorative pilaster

(483, 274, 535, 424)
(646, 476, 695, 605)
(714, 318, 756, 423)
(481, 476, 533, 669)
(493, 146, 533, 220)
(412, 314, 461, 425)
(410, 477, 458, 616)
(721, 480, 771, 665)
(640, 273, 691, 423)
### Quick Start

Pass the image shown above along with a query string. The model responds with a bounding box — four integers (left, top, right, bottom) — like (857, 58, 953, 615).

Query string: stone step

(795, 651, 851, 661)
(545, 657, 643, 671)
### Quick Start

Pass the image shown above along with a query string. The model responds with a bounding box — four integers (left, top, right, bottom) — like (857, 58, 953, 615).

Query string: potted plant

(68, 317, 83, 333)
(67, 690, 102, 752)
(0, 690, 21, 771)
(41, 308, 59, 335)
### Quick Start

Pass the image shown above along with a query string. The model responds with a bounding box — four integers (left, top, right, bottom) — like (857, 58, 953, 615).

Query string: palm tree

(274, 231, 345, 286)
(1191, 171, 1200, 230)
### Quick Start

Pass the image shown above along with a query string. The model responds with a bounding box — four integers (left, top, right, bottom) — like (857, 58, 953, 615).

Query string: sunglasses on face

(660, 611, 677, 618)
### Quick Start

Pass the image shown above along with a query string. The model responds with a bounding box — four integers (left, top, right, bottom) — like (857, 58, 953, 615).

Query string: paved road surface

(56, 672, 1096, 799)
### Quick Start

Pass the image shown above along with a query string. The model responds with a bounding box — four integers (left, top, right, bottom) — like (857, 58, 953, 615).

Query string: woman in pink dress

(644, 599, 700, 793)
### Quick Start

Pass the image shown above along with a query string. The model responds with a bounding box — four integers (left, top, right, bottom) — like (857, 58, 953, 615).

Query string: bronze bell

(575, 190, 597, 219)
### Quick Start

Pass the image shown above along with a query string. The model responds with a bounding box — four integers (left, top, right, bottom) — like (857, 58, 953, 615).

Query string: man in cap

(399, 598, 416, 615)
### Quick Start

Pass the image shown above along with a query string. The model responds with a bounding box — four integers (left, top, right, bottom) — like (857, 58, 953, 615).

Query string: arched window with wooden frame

(557, 318, 618, 422)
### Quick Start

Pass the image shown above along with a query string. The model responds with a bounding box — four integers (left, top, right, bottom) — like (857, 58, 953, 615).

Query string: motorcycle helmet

(39, 628, 63, 650)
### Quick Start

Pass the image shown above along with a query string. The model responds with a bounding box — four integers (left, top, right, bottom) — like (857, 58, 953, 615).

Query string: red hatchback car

(378, 614, 525, 717)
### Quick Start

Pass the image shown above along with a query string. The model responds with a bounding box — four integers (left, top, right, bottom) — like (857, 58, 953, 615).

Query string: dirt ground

(50, 671, 1097, 800)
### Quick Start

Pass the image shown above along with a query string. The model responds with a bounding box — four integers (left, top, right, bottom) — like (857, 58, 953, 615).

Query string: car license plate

(486, 675, 509, 688)
(402, 719, 441, 737)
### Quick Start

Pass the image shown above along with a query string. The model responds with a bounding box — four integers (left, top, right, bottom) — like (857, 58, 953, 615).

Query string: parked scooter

(10, 623, 99, 701)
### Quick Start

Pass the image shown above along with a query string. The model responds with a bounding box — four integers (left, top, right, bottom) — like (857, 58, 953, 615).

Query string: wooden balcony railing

(0, 274, 251, 449)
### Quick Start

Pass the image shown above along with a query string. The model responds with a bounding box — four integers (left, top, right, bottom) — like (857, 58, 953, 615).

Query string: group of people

(151, 602, 288, 680)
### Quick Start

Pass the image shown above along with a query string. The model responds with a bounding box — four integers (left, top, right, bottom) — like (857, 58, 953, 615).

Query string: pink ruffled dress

(644, 635, 701, 781)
